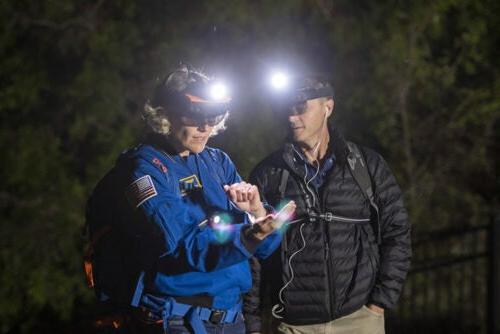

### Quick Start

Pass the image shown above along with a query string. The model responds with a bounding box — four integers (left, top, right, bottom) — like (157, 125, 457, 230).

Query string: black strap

(346, 142, 381, 244)
(278, 169, 290, 199)
(175, 295, 214, 309)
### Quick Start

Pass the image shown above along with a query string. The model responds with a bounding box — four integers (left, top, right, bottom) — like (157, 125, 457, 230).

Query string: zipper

(294, 168, 336, 317)
(303, 176, 336, 320)
(288, 153, 339, 318)
(322, 206, 335, 319)
(319, 174, 335, 318)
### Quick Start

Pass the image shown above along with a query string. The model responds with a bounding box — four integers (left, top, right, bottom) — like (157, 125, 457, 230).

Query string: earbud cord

(272, 222, 307, 318)
(304, 110, 329, 205)
(273, 110, 329, 318)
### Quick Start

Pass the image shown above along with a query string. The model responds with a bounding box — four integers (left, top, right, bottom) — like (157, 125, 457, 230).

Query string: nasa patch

(179, 174, 202, 196)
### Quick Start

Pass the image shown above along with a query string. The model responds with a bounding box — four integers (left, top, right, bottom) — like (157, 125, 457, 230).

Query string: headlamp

(152, 75, 231, 119)
(268, 71, 334, 107)
(209, 82, 229, 102)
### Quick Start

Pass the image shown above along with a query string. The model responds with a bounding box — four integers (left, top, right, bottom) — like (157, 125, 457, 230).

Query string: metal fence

(388, 217, 499, 334)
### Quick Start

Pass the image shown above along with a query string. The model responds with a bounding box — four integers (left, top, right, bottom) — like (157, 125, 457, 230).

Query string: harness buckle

(209, 310, 226, 324)
(323, 212, 333, 222)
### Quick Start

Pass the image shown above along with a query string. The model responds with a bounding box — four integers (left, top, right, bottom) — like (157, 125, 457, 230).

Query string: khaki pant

(277, 306, 385, 334)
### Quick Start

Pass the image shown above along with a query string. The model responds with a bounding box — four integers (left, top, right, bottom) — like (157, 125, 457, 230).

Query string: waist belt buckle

(209, 310, 226, 324)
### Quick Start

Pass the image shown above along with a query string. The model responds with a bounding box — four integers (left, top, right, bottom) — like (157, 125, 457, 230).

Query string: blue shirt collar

(291, 144, 336, 189)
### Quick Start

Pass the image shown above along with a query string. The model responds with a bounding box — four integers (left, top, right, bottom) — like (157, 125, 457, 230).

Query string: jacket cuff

(368, 286, 394, 310)
(367, 300, 387, 309)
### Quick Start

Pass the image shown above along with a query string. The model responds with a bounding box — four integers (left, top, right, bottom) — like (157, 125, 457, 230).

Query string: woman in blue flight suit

(89, 65, 293, 334)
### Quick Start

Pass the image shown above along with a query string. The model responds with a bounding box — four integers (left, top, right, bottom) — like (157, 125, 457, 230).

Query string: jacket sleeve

(366, 151, 412, 309)
(127, 156, 268, 272)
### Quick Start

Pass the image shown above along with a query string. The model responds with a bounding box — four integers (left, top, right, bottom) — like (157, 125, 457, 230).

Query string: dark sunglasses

(180, 114, 225, 127)
(286, 102, 308, 115)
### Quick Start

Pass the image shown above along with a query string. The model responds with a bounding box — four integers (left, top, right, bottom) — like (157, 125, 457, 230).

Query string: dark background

(0, 0, 499, 333)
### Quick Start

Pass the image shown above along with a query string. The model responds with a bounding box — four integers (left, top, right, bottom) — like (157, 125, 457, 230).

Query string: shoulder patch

(152, 157, 168, 173)
(126, 175, 158, 208)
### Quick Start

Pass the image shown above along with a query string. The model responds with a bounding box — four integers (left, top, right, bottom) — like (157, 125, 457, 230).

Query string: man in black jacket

(244, 74, 411, 334)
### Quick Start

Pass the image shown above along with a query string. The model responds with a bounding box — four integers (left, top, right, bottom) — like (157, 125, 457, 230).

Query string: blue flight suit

(115, 139, 281, 329)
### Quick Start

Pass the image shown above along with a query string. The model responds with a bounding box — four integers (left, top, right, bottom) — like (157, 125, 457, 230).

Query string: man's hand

(366, 304, 384, 315)
(224, 182, 267, 218)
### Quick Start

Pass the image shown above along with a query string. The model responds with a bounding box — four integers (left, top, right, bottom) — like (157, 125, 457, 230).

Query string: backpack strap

(346, 142, 381, 244)
(83, 225, 112, 288)
(278, 169, 290, 200)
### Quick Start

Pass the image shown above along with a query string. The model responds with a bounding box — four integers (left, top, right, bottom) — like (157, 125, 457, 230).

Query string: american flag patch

(126, 175, 158, 208)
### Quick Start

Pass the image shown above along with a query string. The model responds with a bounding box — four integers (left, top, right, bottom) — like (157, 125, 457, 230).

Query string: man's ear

(325, 98, 334, 118)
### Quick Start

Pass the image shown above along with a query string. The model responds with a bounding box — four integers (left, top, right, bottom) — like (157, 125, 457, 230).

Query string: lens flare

(211, 213, 233, 244)
(272, 199, 296, 232)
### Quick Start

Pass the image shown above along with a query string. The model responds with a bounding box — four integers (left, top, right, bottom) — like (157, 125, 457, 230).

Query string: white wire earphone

(273, 108, 329, 318)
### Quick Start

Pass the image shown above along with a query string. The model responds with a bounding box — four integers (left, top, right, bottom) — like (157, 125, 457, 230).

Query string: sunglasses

(286, 102, 308, 115)
(179, 114, 225, 127)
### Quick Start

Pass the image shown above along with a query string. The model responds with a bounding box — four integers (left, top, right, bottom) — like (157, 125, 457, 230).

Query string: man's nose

(288, 114, 300, 123)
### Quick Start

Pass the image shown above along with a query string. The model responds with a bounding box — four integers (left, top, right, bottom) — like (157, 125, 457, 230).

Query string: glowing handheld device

(271, 200, 296, 229)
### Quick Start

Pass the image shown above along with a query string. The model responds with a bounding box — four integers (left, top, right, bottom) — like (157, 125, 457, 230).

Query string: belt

(175, 295, 214, 308)
(162, 297, 242, 334)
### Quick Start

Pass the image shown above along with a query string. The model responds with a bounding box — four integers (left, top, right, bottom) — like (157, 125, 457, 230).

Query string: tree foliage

(324, 0, 499, 231)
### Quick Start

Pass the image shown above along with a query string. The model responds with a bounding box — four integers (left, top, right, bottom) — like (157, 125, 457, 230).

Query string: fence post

(489, 213, 500, 334)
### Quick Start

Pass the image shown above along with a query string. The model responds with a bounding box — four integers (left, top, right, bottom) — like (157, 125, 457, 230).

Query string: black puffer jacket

(244, 130, 411, 331)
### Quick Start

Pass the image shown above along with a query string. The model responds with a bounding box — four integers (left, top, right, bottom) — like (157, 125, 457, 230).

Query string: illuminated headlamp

(209, 83, 229, 101)
(185, 80, 230, 104)
(153, 80, 231, 118)
(269, 71, 334, 105)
